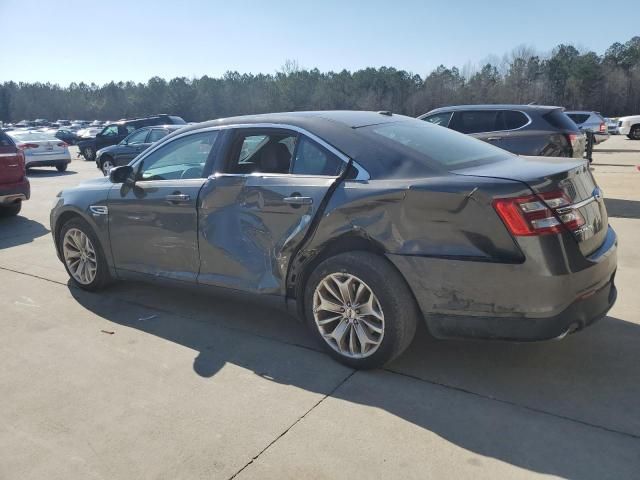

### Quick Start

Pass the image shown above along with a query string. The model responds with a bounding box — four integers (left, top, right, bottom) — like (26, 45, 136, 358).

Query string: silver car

(7, 130, 71, 172)
(565, 111, 610, 144)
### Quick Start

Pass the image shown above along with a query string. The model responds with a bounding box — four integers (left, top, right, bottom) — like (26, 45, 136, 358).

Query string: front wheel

(304, 251, 418, 369)
(59, 217, 112, 291)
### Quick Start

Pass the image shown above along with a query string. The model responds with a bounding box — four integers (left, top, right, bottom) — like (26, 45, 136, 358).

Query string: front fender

(51, 186, 114, 270)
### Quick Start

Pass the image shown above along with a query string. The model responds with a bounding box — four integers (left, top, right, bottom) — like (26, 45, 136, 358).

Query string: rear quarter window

(502, 110, 529, 130)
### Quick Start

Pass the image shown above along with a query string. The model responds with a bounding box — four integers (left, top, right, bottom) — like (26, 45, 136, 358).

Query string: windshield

(363, 120, 511, 168)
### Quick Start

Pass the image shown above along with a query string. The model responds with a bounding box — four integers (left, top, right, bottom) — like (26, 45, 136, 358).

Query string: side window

(225, 132, 296, 174)
(148, 129, 169, 143)
(126, 129, 149, 145)
(122, 125, 137, 135)
(449, 111, 498, 134)
(422, 112, 453, 128)
(137, 131, 218, 181)
(503, 110, 529, 130)
(292, 137, 343, 176)
(101, 125, 119, 136)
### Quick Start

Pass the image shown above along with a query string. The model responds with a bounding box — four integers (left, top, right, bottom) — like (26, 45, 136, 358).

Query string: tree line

(1, 37, 639, 123)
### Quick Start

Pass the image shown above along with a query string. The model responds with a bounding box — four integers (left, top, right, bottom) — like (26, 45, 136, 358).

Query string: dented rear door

(197, 173, 336, 294)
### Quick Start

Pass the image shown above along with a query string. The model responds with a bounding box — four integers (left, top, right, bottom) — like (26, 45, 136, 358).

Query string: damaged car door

(197, 127, 346, 295)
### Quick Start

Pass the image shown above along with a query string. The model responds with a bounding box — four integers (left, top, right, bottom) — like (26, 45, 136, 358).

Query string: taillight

(493, 191, 585, 236)
(567, 133, 578, 145)
(599, 123, 606, 132)
(17, 143, 39, 150)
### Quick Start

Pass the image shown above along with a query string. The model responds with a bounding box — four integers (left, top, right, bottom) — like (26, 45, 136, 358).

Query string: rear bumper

(26, 157, 71, 168)
(388, 226, 618, 341)
(424, 274, 616, 340)
(0, 178, 30, 204)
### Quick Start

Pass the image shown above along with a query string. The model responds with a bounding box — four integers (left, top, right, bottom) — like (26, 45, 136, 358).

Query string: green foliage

(1, 37, 639, 122)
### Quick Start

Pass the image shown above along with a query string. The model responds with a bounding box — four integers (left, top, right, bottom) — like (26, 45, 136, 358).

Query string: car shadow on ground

(68, 280, 640, 479)
(0, 215, 49, 249)
(604, 198, 640, 219)
(26, 168, 77, 177)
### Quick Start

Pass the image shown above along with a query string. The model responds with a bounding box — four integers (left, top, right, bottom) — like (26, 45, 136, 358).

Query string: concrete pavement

(1, 137, 639, 479)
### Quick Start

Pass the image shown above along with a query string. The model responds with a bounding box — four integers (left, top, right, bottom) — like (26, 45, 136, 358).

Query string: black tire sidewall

(56, 163, 68, 172)
(630, 127, 640, 140)
(304, 251, 418, 369)
(59, 217, 110, 291)
(0, 202, 21, 217)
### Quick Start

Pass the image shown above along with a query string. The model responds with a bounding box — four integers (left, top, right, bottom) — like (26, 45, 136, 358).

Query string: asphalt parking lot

(1, 137, 639, 479)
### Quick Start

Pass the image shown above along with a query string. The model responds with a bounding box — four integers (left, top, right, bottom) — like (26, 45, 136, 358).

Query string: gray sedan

(50, 111, 617, 368)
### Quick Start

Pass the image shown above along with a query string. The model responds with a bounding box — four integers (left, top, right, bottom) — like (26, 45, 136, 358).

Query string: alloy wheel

(102, 159, 114, 175)
(63, 228, 98, 285)
(313, 273, 385, 359)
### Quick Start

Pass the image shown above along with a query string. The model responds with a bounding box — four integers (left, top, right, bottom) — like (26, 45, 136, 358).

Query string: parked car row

(76, 114, 186, 161)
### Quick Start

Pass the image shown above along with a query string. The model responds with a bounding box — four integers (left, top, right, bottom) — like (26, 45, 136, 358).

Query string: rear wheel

(629, 125, 640, 140)
(82, 146, 95, 161)
(59, 217, 111, 291)
(0, 202, 21, 217)
(56, 162, 68, 172)
(304, 251, 418, 369)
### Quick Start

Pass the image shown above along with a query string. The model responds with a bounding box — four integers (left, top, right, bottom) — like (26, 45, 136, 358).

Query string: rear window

(364, 120, 511, 168)
(566, 113, 590, 124)
(545, 110, 580, 131)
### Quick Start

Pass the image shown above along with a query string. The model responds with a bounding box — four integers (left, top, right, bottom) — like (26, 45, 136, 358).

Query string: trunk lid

(453, 155, 607, 256)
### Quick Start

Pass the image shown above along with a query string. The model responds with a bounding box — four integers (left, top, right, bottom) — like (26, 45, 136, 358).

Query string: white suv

(617, 115, 640, 140)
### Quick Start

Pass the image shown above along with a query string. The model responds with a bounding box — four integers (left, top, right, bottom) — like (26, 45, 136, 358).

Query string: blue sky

(0, 0, 636, 85)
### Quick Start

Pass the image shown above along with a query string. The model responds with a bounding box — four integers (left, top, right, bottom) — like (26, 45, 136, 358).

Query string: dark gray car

(419, 105, 586, 158)
(50, 111, 617, 369)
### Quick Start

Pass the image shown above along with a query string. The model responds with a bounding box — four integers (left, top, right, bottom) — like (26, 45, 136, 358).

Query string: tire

(82, 146, 95, 161)
(0, 202, 21, 217)
(304, 251, 418, 369)
(59, 217, 112, 291)
(629, 125, 640, 140)
(100, 156, 114, 176)
(56, 162, 68, 172)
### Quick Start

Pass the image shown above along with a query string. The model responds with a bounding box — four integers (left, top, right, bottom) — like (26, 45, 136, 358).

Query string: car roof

(181, 110, 406, 133)
(160, 111, 413, 172)
(423, 104, 563, 115)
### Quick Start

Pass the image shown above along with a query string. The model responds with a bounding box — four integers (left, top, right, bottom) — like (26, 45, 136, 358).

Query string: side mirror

(109, 165, 133, 184)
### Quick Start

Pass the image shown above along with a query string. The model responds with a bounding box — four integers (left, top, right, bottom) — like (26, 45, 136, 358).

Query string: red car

(0, 130, 30, 216)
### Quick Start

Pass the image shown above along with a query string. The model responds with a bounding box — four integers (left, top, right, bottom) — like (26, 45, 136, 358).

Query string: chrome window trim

(133, 122, 370, 181)
(451, 109, 533, 135)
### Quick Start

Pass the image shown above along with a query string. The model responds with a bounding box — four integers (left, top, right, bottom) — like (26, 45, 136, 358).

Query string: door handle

(165, 193, 191, 203)
(283, 196, 313, 205)
(486, 136, 502, 141)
